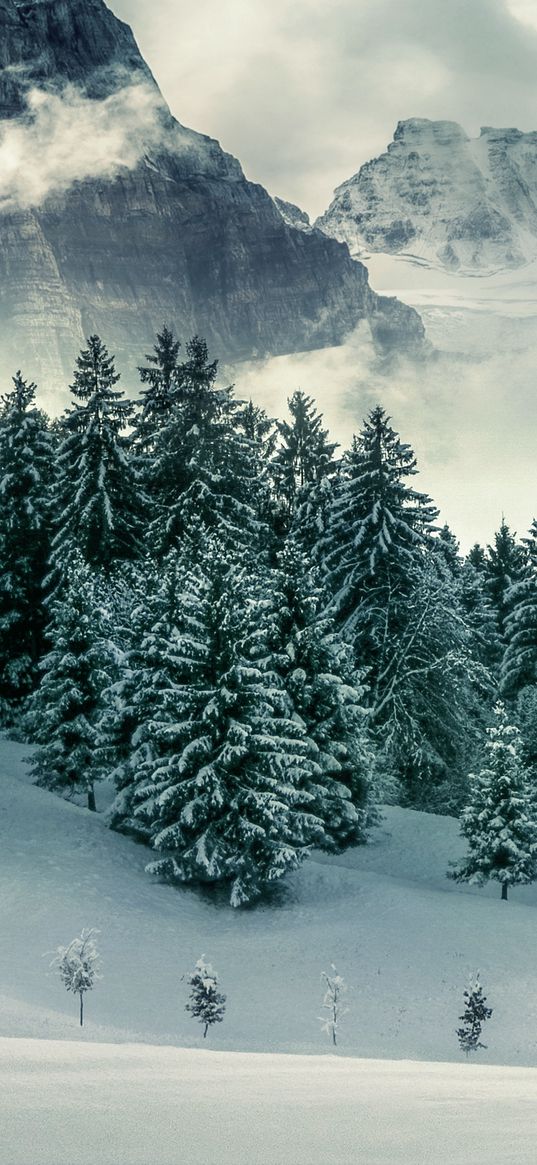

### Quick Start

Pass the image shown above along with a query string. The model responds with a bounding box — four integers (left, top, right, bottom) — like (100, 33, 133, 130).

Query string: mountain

(317, 118, 537, 274)
(0, 0, 424, 395)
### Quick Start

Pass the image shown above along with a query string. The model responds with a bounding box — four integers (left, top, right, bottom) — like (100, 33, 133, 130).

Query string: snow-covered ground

(3, 737, 537, 1161)
(3, 1039, 537, 1165)
(366, 251, 537, 316)
(1, 736, 537, 1063)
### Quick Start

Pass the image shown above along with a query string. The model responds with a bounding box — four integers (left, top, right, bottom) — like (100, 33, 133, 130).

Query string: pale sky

(112, 0, 537, 218)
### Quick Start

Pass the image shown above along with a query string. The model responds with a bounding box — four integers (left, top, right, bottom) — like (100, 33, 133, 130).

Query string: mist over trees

(2, 328, 536, 905)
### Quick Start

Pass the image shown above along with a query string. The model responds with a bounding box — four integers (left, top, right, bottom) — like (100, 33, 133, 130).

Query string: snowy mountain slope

(317, 118, 537, 274)
(3, 1040, 537, 1165)
(2, 737, 537, 1066)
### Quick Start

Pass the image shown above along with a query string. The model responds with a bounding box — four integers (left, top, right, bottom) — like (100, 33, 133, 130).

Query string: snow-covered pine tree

(321, 407, 438, 618)
(105, 551, 209, 841)
(294, 472, 339, 564)
(185, 956, 226, 1039)
(136, 325, 182, 455)
(501, 520, 537, 697)
(276, 540, 374, 848)
(320, 408, 482, 806)
(452, 703, 537, 900)
(456, 973, 492, 1057)
(144, 538, 326, 907)
(0, 372, 53, 702)
(236, 399, 277, 464)
(319, 964, 348, 1047)
(148, 337, 267, 557)
(514, 685, 537, 779)
(51, 928, 101, 1027)
(236, 399, 279, 542)
(273, 391, 338, 535)
(50, 336, 144, 580)
(320, 408, 438, 692)
(458, 557, 502, 677)
(379, 556, 490, 810)
(434, 524, 462, 576)
(485, 519, 525, 642)
(467, 544, 487, 573)
(26, 555, 113, 811)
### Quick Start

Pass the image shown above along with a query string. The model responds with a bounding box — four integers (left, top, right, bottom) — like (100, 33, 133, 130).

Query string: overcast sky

(113, 0, 537, 218)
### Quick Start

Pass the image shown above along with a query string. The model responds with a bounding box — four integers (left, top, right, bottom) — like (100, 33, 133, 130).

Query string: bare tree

(319, 964, 348, 1047)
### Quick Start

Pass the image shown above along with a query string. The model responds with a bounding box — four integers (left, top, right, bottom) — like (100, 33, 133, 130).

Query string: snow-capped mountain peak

(317, 117, 537, 273)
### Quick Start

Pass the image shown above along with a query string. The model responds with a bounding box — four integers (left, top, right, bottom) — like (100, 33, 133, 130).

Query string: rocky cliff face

(0, 0, 424, 395)
(317, 118, 537, 274)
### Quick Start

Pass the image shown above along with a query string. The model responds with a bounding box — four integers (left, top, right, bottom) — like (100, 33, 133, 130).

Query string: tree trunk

(501, 883, 508, 901)
(203, 1024, 208, 1039)
(87, 785, 96, 813)
(79, 993, 84, 1027)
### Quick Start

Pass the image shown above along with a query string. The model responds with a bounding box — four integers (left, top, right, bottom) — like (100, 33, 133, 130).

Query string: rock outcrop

(0, 0, 425, 394)
(317, 118, 537, 274)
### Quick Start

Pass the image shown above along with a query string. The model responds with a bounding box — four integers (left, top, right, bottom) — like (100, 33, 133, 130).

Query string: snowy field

(3, 737, 537, 1161)
(2, 1039, 537, 1165)
(2, 737, 537, 1061)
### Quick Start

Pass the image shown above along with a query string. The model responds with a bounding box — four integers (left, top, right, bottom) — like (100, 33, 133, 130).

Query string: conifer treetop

(452, 702, 537, 897)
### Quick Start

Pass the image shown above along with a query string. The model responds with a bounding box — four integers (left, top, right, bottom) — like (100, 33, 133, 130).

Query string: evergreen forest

(3, 328, 536, 906)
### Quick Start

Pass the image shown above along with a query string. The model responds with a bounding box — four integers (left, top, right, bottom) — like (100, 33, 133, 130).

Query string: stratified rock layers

(0, 0, 424, 391)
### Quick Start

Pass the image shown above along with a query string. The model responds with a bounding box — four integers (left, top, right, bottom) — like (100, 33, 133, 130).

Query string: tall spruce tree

(274, 391, 337, 534)
(235, 400, 279, 546)
(50, 336, 143, 577)
(435, 524, 462, 575)
(501, 520, 537, 697)
(485, 519, 525, 641)
(467, 543, 487, 572)
(275, 541, 374, 846)
(320, 408, 484, 803)
(0, 373, 53, 702)
(147, 338, 267, 557)
(135, 325, 182, 457)
(321, 408, 438, 636)
(104, 551, 204, 840)
(458, 558, 502, 677)
(26, 556, 113, 811)
(452, 703, 537, 900)
(113, 539, 327, 906)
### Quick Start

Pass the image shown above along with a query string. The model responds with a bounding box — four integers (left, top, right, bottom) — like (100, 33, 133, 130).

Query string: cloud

(230, 308, 537, 553)
(0, 80, 166, 211)
(112, 0, 537, 217)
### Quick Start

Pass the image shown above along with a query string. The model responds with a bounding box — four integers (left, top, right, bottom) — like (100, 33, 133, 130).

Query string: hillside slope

(1, 738, 537, 1065)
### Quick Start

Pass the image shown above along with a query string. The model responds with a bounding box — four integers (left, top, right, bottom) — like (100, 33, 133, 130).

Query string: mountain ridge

(0, 0, 425, 396)
(317, 117, 537, 274)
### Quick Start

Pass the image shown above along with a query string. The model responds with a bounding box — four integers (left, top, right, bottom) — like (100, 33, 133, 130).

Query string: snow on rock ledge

(317, 117, 537, 274)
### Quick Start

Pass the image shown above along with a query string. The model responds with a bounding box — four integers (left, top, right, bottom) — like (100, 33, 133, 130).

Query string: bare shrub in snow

(319, 964, 348, 1047)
